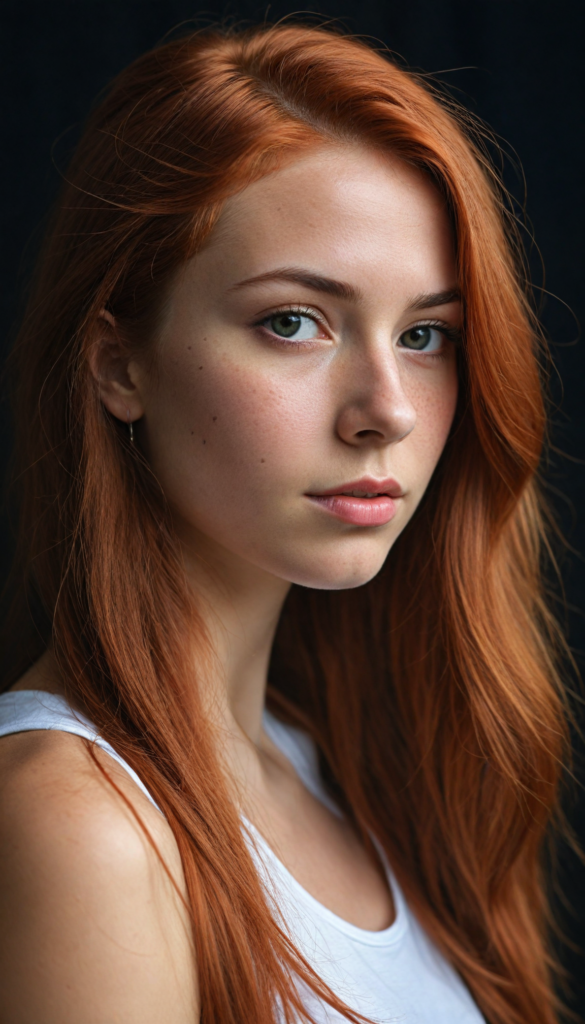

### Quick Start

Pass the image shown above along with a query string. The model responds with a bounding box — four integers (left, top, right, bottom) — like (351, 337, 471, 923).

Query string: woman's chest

(246, 766, 395, 932)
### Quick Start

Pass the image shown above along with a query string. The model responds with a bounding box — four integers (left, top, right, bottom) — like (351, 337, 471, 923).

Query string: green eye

(264, 312, 321, 341)
(270, 313, 303, 337)
(400, 326, 442, 352)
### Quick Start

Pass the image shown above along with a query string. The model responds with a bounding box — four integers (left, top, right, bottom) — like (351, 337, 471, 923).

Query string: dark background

(1, 0, 584, 1016)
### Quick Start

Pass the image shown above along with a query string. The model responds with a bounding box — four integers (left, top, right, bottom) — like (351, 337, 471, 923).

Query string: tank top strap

(262, 709, 343, 818)
(0, 690, 162, 813)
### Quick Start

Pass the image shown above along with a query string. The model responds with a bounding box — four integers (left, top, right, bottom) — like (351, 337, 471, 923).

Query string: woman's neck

(181, 530, 291, 747)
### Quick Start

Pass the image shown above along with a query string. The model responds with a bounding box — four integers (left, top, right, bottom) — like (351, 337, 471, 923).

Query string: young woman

(0, 22, 571, 1024)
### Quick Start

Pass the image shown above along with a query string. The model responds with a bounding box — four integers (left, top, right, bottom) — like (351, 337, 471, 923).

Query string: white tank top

(0, 690, 484, 1024)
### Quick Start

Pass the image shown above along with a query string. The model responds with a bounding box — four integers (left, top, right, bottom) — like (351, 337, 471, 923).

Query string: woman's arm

(0, 729, 199, 1024)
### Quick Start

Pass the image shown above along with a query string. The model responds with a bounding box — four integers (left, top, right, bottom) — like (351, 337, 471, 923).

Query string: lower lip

(307, 494, 398, 526)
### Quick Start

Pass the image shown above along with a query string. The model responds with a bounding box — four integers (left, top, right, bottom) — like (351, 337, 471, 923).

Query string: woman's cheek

(407, 368, 458, 471)
(156, 353, 323, 506)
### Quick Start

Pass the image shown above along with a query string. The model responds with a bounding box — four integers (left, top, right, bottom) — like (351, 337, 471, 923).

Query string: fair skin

(0, 144, 460, 1022)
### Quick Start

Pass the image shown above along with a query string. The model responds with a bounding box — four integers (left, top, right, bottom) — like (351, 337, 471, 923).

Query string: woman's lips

(307, 493, 398, 526)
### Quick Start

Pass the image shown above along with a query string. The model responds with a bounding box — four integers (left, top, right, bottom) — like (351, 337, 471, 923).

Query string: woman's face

(128, 145, 460, 590)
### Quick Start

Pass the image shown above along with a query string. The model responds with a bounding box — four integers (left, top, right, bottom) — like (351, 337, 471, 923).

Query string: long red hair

(1, 23, 572, 1024)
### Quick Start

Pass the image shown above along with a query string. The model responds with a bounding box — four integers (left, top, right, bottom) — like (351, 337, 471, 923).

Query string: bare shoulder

(0, 726, 199, 1023)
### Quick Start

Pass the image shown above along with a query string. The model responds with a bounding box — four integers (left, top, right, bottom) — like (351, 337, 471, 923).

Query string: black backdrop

(1, 0, 584, 1017)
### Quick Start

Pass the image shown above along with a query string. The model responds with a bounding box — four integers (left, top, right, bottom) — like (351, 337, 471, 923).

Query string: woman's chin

(283, 552, 390, 592)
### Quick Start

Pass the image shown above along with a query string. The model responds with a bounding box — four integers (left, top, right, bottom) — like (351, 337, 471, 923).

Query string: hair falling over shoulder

(0, 22, 575, 1024)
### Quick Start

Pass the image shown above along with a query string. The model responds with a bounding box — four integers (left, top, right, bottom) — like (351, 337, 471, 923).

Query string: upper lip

(308, 477, 405, 499)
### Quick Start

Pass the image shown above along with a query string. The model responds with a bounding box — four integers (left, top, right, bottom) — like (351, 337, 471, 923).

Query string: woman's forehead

(192, 145, 457, 306)
(214, 144, 443, 233)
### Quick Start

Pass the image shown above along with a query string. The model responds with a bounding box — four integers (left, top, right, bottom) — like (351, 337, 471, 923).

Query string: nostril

(356, 428, 384, 438)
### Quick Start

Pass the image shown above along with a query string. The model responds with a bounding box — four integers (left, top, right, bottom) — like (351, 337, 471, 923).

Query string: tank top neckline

(0, 688, 407, 946)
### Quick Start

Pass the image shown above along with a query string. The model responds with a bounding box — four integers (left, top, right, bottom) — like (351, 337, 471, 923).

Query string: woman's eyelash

(253, 305, 324, 329)
(409, 319, 462, 345)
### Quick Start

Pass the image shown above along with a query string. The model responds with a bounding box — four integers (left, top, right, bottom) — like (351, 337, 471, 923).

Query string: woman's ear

(88, 310, 146, 424)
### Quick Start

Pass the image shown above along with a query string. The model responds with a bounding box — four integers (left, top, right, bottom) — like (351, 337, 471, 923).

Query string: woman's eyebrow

(230, 267, 361, 302)
(407, 288, 461, 311)
(230, 271, 460, 312)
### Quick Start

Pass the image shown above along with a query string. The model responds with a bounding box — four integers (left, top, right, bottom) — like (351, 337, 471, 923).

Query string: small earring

(126, 410, 134, 443)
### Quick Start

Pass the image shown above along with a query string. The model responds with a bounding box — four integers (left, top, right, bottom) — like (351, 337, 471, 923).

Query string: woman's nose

(334, 343, 416, 448)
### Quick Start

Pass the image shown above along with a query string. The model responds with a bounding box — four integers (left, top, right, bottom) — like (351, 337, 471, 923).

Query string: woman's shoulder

(0, 651, 165, 835)
(0, 728, 159, 898)
(0, 710, 161, 843)
(0, 663, 199, 1022)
